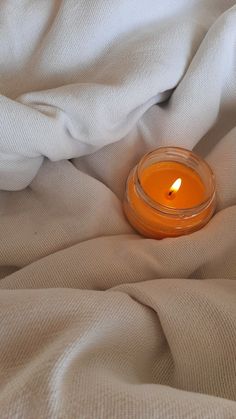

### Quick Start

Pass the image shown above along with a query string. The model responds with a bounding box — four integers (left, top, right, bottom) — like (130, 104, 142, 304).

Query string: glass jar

(123, 147, 216, 239)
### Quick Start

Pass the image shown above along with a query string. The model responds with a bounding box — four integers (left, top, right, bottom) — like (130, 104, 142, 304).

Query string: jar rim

(135, 146, 216, 216)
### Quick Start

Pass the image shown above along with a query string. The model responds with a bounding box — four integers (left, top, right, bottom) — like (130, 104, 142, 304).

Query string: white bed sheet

(0, 1, 236, 417)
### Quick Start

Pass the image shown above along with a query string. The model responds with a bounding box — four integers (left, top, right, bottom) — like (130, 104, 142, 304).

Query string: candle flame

(168, 178, 182, 196)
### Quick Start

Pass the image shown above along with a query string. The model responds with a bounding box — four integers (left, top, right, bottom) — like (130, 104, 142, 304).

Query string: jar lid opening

(136, 147, 216, 216)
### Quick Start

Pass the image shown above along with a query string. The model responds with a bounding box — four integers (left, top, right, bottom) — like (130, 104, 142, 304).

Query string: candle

(123, 147, 216, 239)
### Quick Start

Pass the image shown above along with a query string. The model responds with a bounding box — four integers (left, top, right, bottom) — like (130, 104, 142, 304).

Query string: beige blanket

(0, 1, 236, 417)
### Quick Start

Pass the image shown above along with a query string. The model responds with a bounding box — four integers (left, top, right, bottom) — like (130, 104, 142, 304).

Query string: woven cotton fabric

(0, 1, 236, 418)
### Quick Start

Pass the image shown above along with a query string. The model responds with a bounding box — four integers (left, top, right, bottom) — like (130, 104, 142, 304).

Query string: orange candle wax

(123, 147, 216, 239)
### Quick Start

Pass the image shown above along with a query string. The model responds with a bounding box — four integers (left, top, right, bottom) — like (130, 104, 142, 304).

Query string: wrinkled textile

(0, 1, 236, 418)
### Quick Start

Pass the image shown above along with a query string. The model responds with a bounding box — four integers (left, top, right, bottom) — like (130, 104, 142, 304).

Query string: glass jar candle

(123, 147, 216, 239)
